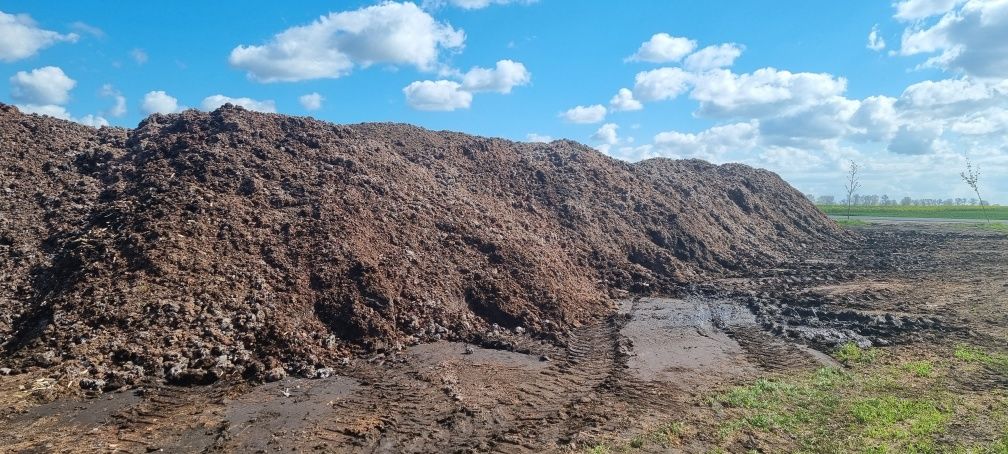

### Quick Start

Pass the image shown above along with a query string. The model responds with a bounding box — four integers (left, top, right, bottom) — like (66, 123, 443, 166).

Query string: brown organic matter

(0, 103, 848, 386)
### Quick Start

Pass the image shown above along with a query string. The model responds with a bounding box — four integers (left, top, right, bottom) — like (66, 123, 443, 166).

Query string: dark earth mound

(0, 103, 848, 387)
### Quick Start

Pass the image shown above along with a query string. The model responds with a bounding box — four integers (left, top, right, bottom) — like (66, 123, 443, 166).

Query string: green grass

(708, 345, 1008, 453)
(836, 343, 880, 365)
(901, 361, 935, 378)
(836, 219, 869, 227)
(580, 345, 1008, 453)
(818, 204, 1008, 221)
(955, 345, 1008, 375)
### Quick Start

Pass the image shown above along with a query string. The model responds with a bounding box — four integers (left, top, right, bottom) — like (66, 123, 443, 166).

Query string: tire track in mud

(315, 317, 630, 453)
(108, 385, 230, 453)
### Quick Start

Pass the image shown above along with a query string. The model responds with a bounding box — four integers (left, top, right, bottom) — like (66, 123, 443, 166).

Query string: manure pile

(0, 103, 846, 386)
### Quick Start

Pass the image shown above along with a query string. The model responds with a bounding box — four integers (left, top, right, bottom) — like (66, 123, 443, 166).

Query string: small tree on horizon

(960, 158, 990, 225)
(845, 160, 860, 221)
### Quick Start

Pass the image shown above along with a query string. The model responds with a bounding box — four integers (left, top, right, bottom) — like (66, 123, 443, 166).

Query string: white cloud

(899, 77, 991, 108)
(950, 107, 1008, 135)
(759, 97, 860, 148)
(560, 104, 606, 124)
(591, 123, 620, 145)
(526, 133, 552, 143)
(142, 91, 181, 114)
(609, 88, 643, 112)
(201, 95, 277, 113)
(299, 92, 324, 110)
(897, 0, 1008, 78)
(9, 66, 76, 105)
(627, 33, 696, 63)
(403, 80, 472, 111)
(888, 123, 943, 154)
(690, 68, 847, 118)
(16, 104, 71, 119)
(633, 67, 691, 102)
(0, 11, 78, 62)
(684, 43, 743, 71)
(131, 48, 148, 64)
(867, 25, 886, 51)
(652, 122, 758, 160)
(15, 102, 110, 129)
(894, 0, 964, 21)
(431, 0, 537, 9)
(100, 84, 126, 117)
(77, 114, 109, 128)
(69, 21, 104, 38)
(591, 123, 627, 153)
(404, 59, 530, 110)
(461, 59, 531, 93)
(849, 95, 899, 142)
(229, 2, 465, 82)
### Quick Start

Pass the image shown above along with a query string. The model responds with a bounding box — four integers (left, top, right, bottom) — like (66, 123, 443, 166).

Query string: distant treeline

(816, 204, 1008, 220)
(807, 194, 995, 207)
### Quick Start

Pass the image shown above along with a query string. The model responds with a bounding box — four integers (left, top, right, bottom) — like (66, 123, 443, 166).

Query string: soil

(0, 103, 846, 387)
(1, 221, 1002, 452)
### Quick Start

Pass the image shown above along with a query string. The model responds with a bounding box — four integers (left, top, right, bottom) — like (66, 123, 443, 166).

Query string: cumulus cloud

(404, 59, 530, 110)
(100, 84, 126, 117)
(10, 66, 76, 105)
(16, 103, 72, 120)
(201, 95, 277, 113)
(591, 123, 620, 145)
(429, 0, 537, 9)
(609, 88, 643, 112)
(894, 0, 964, 21)
(627, 33, 696, 63)
(589, 25, 1008, 201)
(652, 122, 758, 160)
(0, 11, 78, 62)
(684, 43, 743, 71)
(299, 92, 324, 110)
(898, 0, 1008, 78)
(461, 59, 531, 93)
(403, 80, 472, 111)
(77, 114, 109, 128)
(229, 2, 465, 82)
(526, 133, 552, 143)
(633, 67, 691, 102)
(888, 123, 943, 154)
(8, 68, 109, 128)
(142, 91, 181, 114)
(561, 104, 607, 124)
(899, 77, 991, 109)
(867, 25, 886, 51)
(690, 68, 847, 118)
(759, 97, 860, 148)
(849, 95, 899, 142)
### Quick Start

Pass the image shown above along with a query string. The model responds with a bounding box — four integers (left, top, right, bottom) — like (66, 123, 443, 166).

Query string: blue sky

(2, 1, 1007, 202)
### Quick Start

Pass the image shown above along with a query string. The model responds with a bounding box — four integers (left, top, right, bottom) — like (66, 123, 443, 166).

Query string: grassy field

(817, 204, 1008, 221)
(583, 344, 1008, 453)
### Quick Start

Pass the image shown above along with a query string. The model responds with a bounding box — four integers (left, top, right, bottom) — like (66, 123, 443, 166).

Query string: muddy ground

(1, 220, 1005, 453)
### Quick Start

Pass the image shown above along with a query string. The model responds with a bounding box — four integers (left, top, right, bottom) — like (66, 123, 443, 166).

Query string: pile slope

(0, 104, 847, 385)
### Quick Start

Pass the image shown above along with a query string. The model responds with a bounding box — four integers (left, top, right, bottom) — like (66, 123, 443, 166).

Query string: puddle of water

(621, 298, 759, 381)
(620, 297, 836, 383)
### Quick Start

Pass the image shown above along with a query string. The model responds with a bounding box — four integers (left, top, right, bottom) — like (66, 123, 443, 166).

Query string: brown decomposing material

(0, 103, 847, 386)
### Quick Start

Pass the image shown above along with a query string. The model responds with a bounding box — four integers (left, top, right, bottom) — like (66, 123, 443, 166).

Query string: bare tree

(960, 158, 989, 225)
(845, 160, 860, 221)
